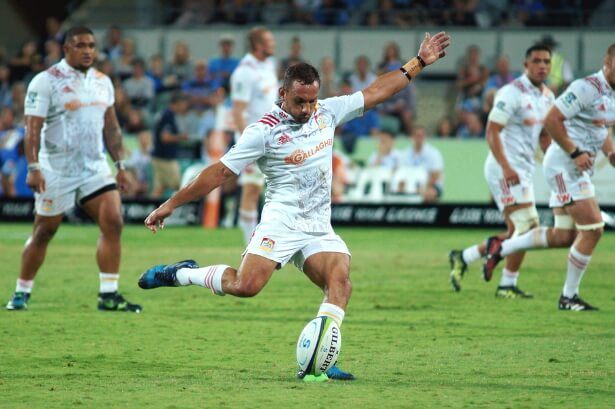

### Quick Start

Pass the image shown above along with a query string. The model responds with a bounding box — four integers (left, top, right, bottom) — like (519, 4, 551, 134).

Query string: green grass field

(1, 223, 614, 408)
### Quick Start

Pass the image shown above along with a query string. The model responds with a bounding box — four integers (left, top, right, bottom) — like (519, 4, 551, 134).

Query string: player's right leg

(6, 214, 63, 310)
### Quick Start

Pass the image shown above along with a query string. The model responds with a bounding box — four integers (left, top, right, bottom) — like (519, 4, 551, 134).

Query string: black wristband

(399, 67, 412, 82)
(416, 55, 427, 67)
(569, 148, 585, 159)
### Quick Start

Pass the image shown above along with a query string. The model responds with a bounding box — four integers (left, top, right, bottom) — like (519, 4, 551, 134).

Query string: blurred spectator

(9, 41, 40, 82)
(168, 41, 193, 83)
(538, 34, 573, 95)
(314, 0, 349, 26)
(113, 38, 138, 80)
(123, 58, 155, 109)
(279, 36, 305, 80)
(126, 131, 152, 198)
(447, 0, 479, 26)
(455, 45, 489, 137)
(482, 55, 516, 114)
(368, 130, 399, 169)
(435, 116, 455, 138)
(1, 137, 31, 198)
(332, 150, 351, 203)
(97, 59, 116, 81)
(175, 0, 215, 25)
(319, 56, 340, 98)
(514, 0, 546, 26)
(22, 54, 46, 86)
(124, 108, 148, 135)
(208, 34, 240, 92)
(114, 86, 133, 129)
(182, 60, 225, 142)
(397, 126, 444, 202)
(9, 83, 25, 125)
(376, 42, 416, 134)
(350, 55, 377, 91)
(0, 65, 11, 109)
(103, 25, 123, 61)
(338, 78, 380, 154)
(151, 93, 191, 198)
(455, 112, 484, 138)
(43, 40, 62, 67)
(39, 17, 64, 54)
(212, 0, 262, 25)
(147, 54, 179, 94)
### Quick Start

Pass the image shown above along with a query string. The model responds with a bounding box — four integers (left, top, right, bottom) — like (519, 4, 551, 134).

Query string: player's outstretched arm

(144, 161, 237, 233)
(363, 32, 450, 111)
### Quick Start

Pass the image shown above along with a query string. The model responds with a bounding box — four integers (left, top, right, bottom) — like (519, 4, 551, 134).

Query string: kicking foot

(138, 260, 199, 289)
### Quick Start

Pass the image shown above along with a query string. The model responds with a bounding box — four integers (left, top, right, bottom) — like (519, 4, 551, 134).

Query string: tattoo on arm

(103, 107, 124, 162)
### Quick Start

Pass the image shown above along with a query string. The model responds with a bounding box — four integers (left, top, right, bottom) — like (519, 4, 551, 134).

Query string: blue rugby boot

(326, 365, 356, 381)
(138, 260, 199, 289)
(6, 292, 30, 311)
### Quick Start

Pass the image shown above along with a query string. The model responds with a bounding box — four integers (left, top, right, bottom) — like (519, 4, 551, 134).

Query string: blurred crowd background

(1, 0, 613, 210)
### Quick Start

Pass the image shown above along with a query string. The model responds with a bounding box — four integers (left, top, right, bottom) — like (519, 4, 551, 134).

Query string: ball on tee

(296, 316, 342, 376)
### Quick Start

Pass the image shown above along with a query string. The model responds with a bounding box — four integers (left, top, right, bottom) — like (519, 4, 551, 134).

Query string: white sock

(499, 268, 518, 287)
(176, 264, 228, 296)
(317, 303, 345, 327)
(501, 227, 548, 257)
(16, 279, 34, 294)
(238, 209, 258, 245)
(461, 245, 482, 264)
(99, 272, 119, 293)
(563, 247, 591, 298)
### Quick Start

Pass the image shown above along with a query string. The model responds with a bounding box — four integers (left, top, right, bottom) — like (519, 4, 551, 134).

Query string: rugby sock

(317, 303, 345, 327)
(15, 278, 34, 294)
(99, 273, 119, 293)
(501, 227, 548, 257)
(238, 209, 258, 245)
(462, 245, 482, 264)
(499, 268, 518, 287)
(176, 264, 228, 296)
(563, 247, 591, 298)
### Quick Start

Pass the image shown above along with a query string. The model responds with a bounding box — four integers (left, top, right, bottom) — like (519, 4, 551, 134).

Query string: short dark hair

(64, 26, 94, 44)
(526, 44, 552, 58)
(282, 62, 320, 90)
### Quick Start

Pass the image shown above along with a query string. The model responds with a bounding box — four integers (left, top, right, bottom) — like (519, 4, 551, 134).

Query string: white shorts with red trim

(243, 222, 350, 272)
(484, 155, 535, 212)
(543, 145, 595, 208)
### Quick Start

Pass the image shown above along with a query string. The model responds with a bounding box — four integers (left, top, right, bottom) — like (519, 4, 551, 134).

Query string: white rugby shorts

(238, 162, 265, 187)
(543, 146, 595, 208)
(35, 170, 117, 216)
(484, 155, 535, 212)
(244, 223, 351, 271)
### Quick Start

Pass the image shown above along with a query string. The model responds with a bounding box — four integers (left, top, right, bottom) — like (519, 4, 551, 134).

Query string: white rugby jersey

(230, 53, 278, 127)
(24, 59, 114, 176)
(221, 92, 364, 233)
(554, 69, 615, 155)
(487, 74, 555, 175)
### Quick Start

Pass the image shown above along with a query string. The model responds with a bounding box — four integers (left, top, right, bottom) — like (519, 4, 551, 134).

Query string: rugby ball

(296, 316, 342, 376)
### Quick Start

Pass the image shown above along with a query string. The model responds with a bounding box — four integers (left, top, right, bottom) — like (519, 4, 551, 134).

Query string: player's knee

(551, 229, 576, 247)
(510, 207, 539, 238)
(101, 213, 124, 238)
(32, 224, 59, 244)
(234, 276, 265, 297)
(577, 223, 603, 243)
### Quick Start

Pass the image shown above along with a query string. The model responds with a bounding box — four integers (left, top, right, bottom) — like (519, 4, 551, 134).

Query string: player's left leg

(493, 203, 537, 298)
(80, 186, 141, 312)
(302, 251, 354, 381)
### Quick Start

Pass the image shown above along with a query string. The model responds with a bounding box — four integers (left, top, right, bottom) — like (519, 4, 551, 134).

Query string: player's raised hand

(26, 169, 46, 193)
(418, 32, 451, 66)
(144, 204, 173, 234)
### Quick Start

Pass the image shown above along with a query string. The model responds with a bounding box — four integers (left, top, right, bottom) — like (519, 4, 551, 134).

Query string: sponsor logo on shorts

(500, 195, 514, 206)
(578, 181, 592, 195)
(259, 237, 275, 252)
(557, 193, 571, 204)
(41, 199, 54, 213)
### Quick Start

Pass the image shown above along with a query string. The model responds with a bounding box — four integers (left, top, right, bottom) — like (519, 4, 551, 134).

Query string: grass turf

(1, 223, 614, 408)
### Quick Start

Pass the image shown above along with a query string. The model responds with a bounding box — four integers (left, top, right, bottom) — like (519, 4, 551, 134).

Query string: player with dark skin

(7, 28, 139, 312)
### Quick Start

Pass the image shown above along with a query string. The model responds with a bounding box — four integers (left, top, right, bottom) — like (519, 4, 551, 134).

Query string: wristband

(27, 163, 41, 171)
(569, 148, 585, 159)
(115, 160, 127, 171)
(399, 67, 412, 82)
(416, 55, 427, 68)
(402, 57, 423, 80)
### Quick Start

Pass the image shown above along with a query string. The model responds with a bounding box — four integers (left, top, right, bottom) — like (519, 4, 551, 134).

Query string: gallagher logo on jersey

(284, 139, 333, 166)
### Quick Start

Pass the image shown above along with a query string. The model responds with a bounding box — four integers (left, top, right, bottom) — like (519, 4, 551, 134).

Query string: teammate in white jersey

(449, 45, 554, 298)
(483, 44, 615, 311)
(5, 27, 141, 312)
(230, 27, 279, 244)
(138, 32, 450, 380)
